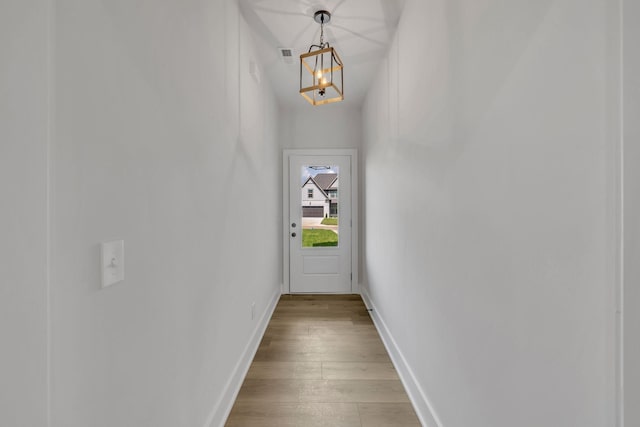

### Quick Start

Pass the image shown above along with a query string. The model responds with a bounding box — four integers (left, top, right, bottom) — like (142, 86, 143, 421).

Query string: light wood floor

(225, 294, 421, 427)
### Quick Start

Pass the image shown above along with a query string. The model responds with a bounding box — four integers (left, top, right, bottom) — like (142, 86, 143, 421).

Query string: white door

(288, 154, 352, 293)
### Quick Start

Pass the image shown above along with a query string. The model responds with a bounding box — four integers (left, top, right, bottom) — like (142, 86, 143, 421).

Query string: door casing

(282, 149, 358, 294)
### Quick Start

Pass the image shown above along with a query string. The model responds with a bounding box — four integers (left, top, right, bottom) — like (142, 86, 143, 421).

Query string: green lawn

(302, 229, 338, 247)
(321, 217, 338, 225)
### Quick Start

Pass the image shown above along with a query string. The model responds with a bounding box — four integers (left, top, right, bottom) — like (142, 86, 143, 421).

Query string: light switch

(101, 240, 124, 288)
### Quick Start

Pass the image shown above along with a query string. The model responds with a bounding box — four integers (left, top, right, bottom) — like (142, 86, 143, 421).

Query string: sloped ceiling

(238, 0, 405, 108)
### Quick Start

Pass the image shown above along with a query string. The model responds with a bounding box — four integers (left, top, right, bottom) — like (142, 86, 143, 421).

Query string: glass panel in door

(301, 165, 339, 248)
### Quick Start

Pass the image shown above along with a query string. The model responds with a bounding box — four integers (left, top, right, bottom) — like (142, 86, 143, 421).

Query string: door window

(301, 165, 339, 248)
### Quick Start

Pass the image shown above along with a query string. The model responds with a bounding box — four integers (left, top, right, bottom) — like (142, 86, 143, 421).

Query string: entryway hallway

(225, 295, 420, 426)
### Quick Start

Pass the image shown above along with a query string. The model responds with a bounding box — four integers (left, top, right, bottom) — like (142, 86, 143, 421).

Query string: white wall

(624, 0, 640, 424)
(47, 0, 280, 426)
(362, 0, 619, 426)
(0, 1, 50, 425)
(280, 103, 362, 150)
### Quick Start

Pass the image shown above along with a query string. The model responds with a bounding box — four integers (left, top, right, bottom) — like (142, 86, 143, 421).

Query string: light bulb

(321, 77, 328, 85)
(316, 70, 322, 80)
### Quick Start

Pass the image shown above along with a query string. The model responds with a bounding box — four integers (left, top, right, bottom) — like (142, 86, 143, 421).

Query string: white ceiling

(238, 0, 406, 108)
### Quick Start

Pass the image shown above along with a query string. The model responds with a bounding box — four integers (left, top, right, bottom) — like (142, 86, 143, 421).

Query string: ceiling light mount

(313, 10, 331, 24)
(299, 10, 344, 106)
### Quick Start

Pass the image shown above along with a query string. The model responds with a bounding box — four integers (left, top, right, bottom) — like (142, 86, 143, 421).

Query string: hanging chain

(320, 14, 325, 46)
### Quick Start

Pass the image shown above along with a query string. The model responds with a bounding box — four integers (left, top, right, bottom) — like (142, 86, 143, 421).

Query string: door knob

(291, 232, 297, 237)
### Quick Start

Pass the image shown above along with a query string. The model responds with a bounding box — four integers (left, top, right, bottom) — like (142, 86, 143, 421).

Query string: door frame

(282, 149, 358, 294)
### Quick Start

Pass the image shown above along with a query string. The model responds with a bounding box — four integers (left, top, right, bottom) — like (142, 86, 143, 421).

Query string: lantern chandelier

(299, 10, 344, 106)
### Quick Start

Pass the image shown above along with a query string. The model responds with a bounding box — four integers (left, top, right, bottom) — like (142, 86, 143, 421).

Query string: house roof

(311, 173, 338, 191)
(302, 177, 328, 198)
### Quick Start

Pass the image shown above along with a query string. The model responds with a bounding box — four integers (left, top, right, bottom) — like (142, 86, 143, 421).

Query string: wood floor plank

(246, 362, 322, 380)
(262, 334, 386, 345)
(308, 324, 379, 336)
(225, 294, 420, 426)
(226, 402, 361, 427)
(253, 345, 391, 363)
(322, 362, 400, 380)
(298, 379, 410, 403)
(358, 403, 422, 426)
(268, 338, 388, 353)
(235, 379, 410, 403)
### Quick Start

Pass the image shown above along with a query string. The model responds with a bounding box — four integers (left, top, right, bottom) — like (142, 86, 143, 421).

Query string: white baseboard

(204, 289, 281, 427)
(360, 286, 443, 427)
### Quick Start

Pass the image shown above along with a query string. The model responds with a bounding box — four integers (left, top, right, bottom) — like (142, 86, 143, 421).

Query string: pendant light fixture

(300, 10, 344, 106)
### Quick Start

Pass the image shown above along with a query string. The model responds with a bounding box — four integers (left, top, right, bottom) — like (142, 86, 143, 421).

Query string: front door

(288, 154, 352, 293)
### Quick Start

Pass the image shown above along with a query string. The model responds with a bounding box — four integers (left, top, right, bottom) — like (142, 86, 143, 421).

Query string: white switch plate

(101, 240, 124, 288)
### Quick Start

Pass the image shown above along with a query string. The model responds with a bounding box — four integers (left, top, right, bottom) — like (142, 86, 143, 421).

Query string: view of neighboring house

(301, 173, 339, 217)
